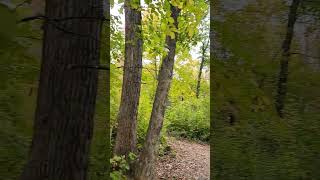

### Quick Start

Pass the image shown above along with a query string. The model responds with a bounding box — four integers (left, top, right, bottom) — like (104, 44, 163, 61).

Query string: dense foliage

(110, 0, 209, 152)
(0, 0, 209, 179)
(165, 98, 210, 141)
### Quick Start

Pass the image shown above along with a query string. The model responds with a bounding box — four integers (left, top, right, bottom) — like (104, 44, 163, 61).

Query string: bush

(110, 153, 136, 180)
(165, 97, 210, 142)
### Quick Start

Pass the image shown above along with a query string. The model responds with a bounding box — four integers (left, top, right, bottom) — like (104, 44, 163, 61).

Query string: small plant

(110, 152, 137, 180)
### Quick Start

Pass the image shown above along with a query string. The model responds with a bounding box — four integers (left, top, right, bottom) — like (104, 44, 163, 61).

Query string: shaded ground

(156, 137, 210, 180)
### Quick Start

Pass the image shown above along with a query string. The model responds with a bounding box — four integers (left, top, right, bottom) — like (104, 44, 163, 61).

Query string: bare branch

(18, 15, 110, 23)
(15, 35, 42, 41)
(68, 64, 110, 70)
(290, 52, 320, 59)
(18, 15, 46, 23)
(13, 0, 29, 10)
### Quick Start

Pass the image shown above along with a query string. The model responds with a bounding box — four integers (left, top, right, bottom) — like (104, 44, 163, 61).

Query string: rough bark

(105, 0, 111, 176)
(196, 41, 208, 98)
(210, 0, 214, 178)
(20, 0, 103, 179)
(276, 0, 300, 118)
(133, 5, 180, 180)
(114, 0, 143, 156)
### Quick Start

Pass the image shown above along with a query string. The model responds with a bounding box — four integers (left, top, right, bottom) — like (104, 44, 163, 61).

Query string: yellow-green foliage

(110, 0, 210, 151)
(165, 97, 210, 141)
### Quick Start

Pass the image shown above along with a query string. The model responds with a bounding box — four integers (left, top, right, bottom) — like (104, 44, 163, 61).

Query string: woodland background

(0, 0, 209, 179)
(0, 0, 320, 179)
(212, 0, 320, 179)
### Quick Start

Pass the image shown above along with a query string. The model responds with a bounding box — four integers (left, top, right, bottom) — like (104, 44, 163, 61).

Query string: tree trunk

(196, 41, 208, 98)
(151, 57, 158, 101)
(104, 0, 111, 177)
(20, 0, 103, 179)
(133, 5, 180, 180)
(114, 0, 143, 156)
(276, 0, 300, 118)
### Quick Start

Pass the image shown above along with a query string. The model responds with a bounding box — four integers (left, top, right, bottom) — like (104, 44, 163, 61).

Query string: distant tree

(196, 40, 209, 98)
(276, 0, 301, 118)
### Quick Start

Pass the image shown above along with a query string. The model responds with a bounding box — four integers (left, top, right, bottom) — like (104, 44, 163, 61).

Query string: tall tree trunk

(20, 0, 103, 179)
(276, 0, 300, 118)
(114, 0, 143, 156)
(210, 0, 214, 178)
(104, 0, 111, 177)
(196, 41, 208, 98)
(134, 5, 180, 180)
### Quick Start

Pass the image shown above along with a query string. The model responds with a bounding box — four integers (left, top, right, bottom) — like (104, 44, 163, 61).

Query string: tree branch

(68, 64, 110, 70)
(290, 52, 320, 59)
(18, 15, 110, 23)
(15, 35, 42, 41)
(18, 15, 46, 23)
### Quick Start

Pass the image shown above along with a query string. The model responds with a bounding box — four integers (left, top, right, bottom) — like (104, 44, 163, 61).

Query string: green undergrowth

(165, 97, 210, 142)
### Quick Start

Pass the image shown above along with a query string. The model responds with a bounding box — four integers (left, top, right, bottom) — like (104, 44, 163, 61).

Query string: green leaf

(168, 17, 174, 23)
(188, 28, 194, 37)
(161, 23, 167, 31)
(169, 31, 175, 39)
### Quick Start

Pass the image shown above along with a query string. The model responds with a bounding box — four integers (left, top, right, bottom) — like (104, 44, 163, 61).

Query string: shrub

(165, 97, 210, 142)
(110, 152, 136, 180)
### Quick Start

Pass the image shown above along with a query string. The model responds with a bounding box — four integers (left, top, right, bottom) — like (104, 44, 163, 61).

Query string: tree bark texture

(276, 0, 300, 118)
(133, 5, 180, 180)
(20, 0, 103, 179)
(114, 0, 143, 156)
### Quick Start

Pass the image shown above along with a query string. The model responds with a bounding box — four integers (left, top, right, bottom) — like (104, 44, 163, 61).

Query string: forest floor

(156, 137, 210, 180)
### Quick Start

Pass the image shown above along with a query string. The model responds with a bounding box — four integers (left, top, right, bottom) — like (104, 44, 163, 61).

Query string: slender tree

(134, 4, 181, 179)
(114, 0, 143, 156)
(20, 0, 104, 179)
(196, 40, 208, 98)
(276, 0, 300, 118)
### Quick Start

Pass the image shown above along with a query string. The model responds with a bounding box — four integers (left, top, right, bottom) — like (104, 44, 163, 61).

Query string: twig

(18, 17, 105, 44)
(15, 35, 42, 41)
(290, 52, 320, 59)
(13, 0, 29, 10)
(18, 15, 46, 23)
(68, 64, 110, 70)
(18, 15, 110, 23)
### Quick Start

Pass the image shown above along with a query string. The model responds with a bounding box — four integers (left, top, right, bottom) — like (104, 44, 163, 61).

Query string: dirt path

(156, 137, 210, 180)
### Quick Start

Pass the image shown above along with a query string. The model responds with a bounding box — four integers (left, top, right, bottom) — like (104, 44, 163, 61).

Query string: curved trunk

(134, 5, 180, 180)
(20, 0, 104, 179)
